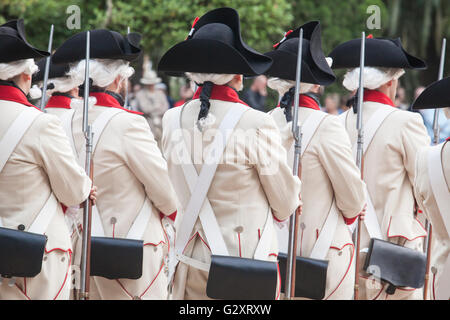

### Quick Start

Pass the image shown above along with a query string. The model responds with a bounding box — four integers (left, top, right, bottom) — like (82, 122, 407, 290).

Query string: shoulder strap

(427, 142, 450, 235)
(174, 105, 247, 255)
(309, 200, 339, 260)
(77, 108, 123, 164)
(59, 109, 77, 157)
(0, 107, 40, 173)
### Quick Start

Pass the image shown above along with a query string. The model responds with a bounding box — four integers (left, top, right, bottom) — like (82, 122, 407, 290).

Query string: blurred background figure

(155, 82, 175, 108)
(415, 85, 450, 143)
(323, 92, 340, 114)
(131, 59, 169, 147)
(242, 75, 268, 112)
(174, 79, 194, 107)
(395, 86, 409, 110)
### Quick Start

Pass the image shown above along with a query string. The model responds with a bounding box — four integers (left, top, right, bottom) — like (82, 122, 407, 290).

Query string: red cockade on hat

(273, 29, 293, 48)
(367, 34, 374, 39)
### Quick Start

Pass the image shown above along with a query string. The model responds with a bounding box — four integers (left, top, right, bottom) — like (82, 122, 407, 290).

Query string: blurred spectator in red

(242, 75, 268, 112)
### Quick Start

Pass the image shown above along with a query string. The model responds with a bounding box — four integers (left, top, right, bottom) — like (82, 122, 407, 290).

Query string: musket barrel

(124, 26, 131, 109)
(432, 38, 446, 145)
(353, 32, 366, 301)
(39, 24, 54, 110)
(82, 31, 91, 134)
(285, 28, 303, 300)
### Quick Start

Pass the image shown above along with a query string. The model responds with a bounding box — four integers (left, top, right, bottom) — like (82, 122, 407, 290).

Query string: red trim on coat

(0, 85, 40, 110)
(237, 233, 242, 257)
(115, 279, 133, 299)
(276, 262, 281, 300)
(183, 231, 211, 253)
(53, 250, 72, 300)
(14, 282, 31, 300)
(45, 95, 72, 109)
(432, 272, 436, 300)
(192, 84, 249, 106)
(174, 99, 185, 107)
(273, 214, 287, 223)
(90, 92, 143, 115)
(363, 89, 396, 107)
(344, 215, 359, 225)
(139, 262, 165, 299)
(386, 216, 427, 241)
(325, 243, 355, 300)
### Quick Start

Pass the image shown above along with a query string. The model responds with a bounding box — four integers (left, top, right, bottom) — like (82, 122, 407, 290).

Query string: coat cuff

(160, 210, 177, 222)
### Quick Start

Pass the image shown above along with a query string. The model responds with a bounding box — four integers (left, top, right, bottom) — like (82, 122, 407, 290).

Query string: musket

(285, 28, 303, 300)
(79, 31, 94, 300)
(39, 24, 54, 111)
(124, 26, 130, 109)
(353, 32, 366, 301)
(423, 37, 446, 300)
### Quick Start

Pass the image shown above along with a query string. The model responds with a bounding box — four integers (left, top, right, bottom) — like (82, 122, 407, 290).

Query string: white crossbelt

(59, 109, 77, 157)
(427, 141, 450, 235)
(78, 107, 152, 240)
(347, 107, 398, 241)
(172, 104, 274, 274)
(0, 107, 58, 234)
(282, 111, 340, 260)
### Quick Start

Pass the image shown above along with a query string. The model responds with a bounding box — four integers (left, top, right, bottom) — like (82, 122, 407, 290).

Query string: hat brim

(264, 49, 335, 85)
(52, 29, 141, 64)
(33, 57, 70, 82)
(158, 38, 272, 77)
(0, 35, 49, 63)
(329, 38, 427, 70)
(412, 77, 450, 110)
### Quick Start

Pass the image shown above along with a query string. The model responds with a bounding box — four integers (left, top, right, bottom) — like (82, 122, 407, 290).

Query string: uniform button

(234, 226, 244, 233)
(18, 224, 25, 231)
(300, 222, 306, 230)
(110, 217, 117, 224)
(61, 257, 65, 262)
(43, 256, 48, 262)
(153, 246, 157, 252)
(133, 296, 141, 300)
(338, 251, 343, 256)
(431, 266, 437, 274)
(72, 279, 76, 285)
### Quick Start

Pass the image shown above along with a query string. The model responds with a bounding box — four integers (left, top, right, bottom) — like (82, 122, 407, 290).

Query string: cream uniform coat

(70, 92, 178, 300)
(0, 96, 91, 300)
(161, 87, 301, 300)
(339, 97, 431, 300)
(270, 105, 366, 299)
(414, 140, 450, 300)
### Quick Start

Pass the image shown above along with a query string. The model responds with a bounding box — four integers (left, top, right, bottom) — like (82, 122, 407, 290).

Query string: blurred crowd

(125, 71, 449, 146)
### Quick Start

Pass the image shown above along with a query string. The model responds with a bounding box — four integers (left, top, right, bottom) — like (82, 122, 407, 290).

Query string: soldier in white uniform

(52, 29, 178, 300)
(0, 19, 95, 300)
(411, 78, 450, 300)
(264, 21, 367, 300)
(158, 7, 302, 300)
(329, 35, 430, 300)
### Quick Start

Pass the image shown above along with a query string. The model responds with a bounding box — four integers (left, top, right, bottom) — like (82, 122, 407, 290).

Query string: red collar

(0, 85, 40, 111)
(90, 92, 143, 115)
(277, 94, 320, 111)
(193, 84, 248, 106)
(446, 137, 450, 142)
(45, 95, 72, 109)
(363, 89, 396, 107)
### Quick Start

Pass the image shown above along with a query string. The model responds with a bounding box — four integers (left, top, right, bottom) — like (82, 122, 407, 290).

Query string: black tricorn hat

(0, 19, 50, 63)
(264, 21, 336, 85)
(52, 29, 142, 64)
(412, 77, 450, 110)
(33, 57, 70, 82)
(158, 7, 273, 77)
(329, 36, 427, 70)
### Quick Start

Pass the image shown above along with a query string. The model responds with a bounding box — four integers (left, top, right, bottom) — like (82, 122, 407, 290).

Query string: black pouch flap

(90, 236, 143, 280)
(364, 238, 427, 293)
(278, 252, 328, 300)
(0, 227, 47, 278)
(206, 255, 278, 300)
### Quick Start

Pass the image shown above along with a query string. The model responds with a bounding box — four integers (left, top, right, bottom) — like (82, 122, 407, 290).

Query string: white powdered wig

(47, 76, 84, 95)
(28, 84, 42, 100)
(343, 67, 405, 92)
(267, 77, 314, 97)
(444, 107, 450, 119)
(0, 58, 38, 80)
(186, 72, 235, 86)
(68, 59, 134, 88)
